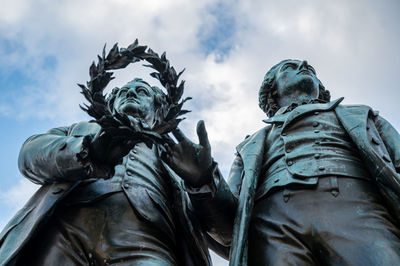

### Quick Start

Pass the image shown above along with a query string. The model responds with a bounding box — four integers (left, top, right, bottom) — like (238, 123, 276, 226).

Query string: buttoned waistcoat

(192, 101, 400, 266)
(0, 121, 211, 266)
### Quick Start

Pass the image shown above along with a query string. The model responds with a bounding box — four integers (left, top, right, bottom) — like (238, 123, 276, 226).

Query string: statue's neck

(278, 94, 318, 108)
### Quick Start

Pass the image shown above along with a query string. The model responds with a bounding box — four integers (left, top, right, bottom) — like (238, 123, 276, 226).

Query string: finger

(172, 128, 190, 143)
(164, 144, 172, 154)
(160, 150, 171, 163)
(196, 120, 211, 149)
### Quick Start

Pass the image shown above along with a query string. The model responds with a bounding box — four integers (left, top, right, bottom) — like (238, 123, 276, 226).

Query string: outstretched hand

(164, 120, 213, 187)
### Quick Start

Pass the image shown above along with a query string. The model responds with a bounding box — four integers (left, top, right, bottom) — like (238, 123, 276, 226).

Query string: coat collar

(236, 126, 269, 156)
(334, 104, 372, 132)
(263, 97, 344, 126)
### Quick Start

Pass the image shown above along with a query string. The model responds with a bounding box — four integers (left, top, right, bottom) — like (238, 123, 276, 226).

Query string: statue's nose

(299, 60, 308, 69)
(126, 87, 137, 97)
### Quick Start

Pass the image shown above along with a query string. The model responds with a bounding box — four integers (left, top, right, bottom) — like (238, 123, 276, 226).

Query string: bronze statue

(0, 43, 211, 266)
(166, 59, 400, 265)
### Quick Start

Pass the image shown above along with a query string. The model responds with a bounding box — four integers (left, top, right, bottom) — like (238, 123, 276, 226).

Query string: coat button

(314, 111, 319, 115)
(274, 178, 280, 183)
(315, 140, 321, 145)
(314, 130, 320, 133)
(287, 161, 293, 166)
(126, 170, 133, 176)
(314, 153, 321, 159)
(286, 148, 292, 153)
(318, 166, 325, 171)
(123, 183, 130, 189)
(282, 132, 287, 136)
(312, 122, 319, 127)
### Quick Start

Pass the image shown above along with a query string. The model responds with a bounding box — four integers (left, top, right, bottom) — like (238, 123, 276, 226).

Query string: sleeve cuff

(76, 135, 94, 176)
(185, 161, 221, 198)
(76, 135, 112, 179)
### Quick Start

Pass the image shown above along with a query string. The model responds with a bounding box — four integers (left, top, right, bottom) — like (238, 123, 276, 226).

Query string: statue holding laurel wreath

(0, 41, 211, 266)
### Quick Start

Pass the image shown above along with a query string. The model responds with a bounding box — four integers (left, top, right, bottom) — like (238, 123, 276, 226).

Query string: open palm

(166, 120, 213, 187)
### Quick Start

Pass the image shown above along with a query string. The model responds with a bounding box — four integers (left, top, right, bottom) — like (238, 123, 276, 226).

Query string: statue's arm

(165, 121, 241, 247)
(18, 122, 100, 184)
(375, 116, 400, 172)
(188, 154, 242, 248)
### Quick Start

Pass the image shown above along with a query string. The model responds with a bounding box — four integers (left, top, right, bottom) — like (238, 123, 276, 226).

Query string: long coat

(192, 101, 400, 266)
(0, 121, 211, 266)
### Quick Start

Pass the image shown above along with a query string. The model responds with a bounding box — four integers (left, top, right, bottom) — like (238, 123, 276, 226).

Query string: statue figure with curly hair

(166, 59, 400, 265)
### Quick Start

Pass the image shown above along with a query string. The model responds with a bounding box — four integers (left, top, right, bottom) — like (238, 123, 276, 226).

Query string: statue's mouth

(297, 70, 312, 76)
(124, 98, 140, 104)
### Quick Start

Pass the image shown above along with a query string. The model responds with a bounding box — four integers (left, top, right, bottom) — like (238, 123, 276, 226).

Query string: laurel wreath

(77, 39, 190, 145)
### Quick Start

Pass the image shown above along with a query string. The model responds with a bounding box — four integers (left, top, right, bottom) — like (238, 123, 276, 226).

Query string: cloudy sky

(0, 0, 399, 264)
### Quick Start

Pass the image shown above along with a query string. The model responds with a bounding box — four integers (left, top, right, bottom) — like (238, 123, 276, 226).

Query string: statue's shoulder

(66, 120, 101, 136)
(338, 103, 372, 109)
(336, 104, 373, 115)
(236, 125, 271, 150)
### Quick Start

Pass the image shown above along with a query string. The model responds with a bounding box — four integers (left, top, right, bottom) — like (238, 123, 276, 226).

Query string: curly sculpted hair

(258, 59, 331, 117)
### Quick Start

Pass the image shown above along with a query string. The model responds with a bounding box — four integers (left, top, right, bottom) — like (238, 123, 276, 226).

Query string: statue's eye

(308, 66, 316, 74)
(137, 87, 150, 96)
(118, 88, 128, 96)
(282, 63, 297, 70)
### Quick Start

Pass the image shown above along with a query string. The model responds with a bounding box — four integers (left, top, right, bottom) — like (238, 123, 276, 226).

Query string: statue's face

(112, 81, 157, 126)
(274, 60, 320, 106)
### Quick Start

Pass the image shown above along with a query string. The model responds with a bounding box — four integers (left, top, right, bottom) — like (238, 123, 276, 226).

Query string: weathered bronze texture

(167, 59, 400, 265)
(0, 43, 210, 266)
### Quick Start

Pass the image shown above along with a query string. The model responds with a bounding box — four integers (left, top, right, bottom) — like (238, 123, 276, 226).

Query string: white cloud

(0, 0, 32, 24)
(1, 1, 400, 265)
(0, 178, 39, 208)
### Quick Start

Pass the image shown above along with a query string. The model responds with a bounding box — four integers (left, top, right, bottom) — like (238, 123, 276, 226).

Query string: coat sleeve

(375, 116, 400, 173)
(187, 154, 243, 249)
(18, 122, 101, 184)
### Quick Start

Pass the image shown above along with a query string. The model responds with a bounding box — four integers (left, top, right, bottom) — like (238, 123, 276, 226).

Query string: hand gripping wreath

(77, 40, 191, 145)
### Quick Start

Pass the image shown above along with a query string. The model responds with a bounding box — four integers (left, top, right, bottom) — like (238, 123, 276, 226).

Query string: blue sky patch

(198, 1, 237, 61)
(0, 38, 26, 55)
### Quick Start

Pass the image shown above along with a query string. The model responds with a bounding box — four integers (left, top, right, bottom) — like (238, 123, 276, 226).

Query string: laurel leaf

(79, 39, 189, 140)
(176, 69, 185, 80)
(161, 52, 166, 61)
(173, 86, 184, 104)
(107, 43, 119, 60)
(77, 83, 87, 90)
(79, 104, 89, 112)
(178, 109, 191, 116)
(89, 61, 98, 79)
(102, 44, 106, 59)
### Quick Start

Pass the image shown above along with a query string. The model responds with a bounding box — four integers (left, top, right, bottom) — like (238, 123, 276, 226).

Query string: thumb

(196, 120, 210, 149)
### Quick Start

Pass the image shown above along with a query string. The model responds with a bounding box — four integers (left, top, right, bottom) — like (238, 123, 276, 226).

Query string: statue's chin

(288, 77, 319, 100)
(296, 76, 317, 91)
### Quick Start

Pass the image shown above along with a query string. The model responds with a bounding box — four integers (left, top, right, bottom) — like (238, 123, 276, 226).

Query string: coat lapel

(334, 104, 369, 134)
(0, 182, 79, 265)
(336, 105, 400, 220)
(230, 127, 269, 266)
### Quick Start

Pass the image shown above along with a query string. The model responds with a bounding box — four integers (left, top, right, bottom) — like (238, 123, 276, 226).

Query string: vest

(256, 104, 370, 200)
